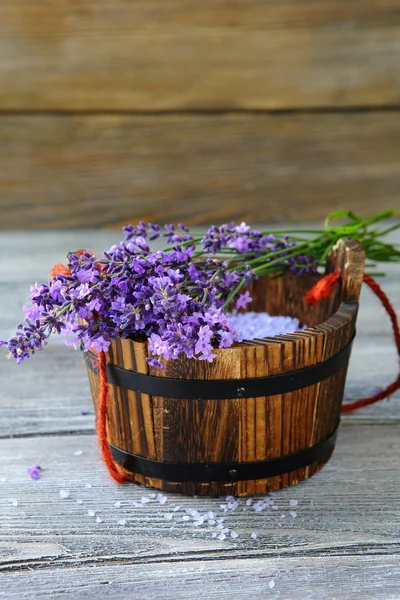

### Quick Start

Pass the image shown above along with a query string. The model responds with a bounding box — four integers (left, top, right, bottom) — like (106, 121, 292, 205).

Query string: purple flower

(218, 330, 235, 348)
(28, 465, 41, 480)
(90, 336, 111, 353)
(230, 236, 251, 253)
(235, 222, 251, 234)
(147, 358, 164, 369)
(236, 291, 252, 310)
(194, 337, 213, 358)
(23, 304, 42, 320)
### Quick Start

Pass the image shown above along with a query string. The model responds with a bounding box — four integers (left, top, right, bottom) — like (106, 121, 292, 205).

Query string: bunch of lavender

(1, 210, 398, 367)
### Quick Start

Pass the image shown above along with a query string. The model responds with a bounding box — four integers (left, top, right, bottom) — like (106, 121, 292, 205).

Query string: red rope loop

(306, 272, 400, 413)
(97, 351, 127, 483)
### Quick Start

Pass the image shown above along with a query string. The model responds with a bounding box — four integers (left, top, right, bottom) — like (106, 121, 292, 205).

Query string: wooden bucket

(85, 239, 365, 496)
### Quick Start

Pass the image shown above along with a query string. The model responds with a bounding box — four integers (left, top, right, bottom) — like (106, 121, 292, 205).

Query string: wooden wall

(1, 1, 400, 228)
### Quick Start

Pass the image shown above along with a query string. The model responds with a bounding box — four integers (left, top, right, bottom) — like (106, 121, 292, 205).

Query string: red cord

(304, 271, 341, 304)
(50, 264, 71, 277)
(306, 272, 400, 412)
(97, 352, 127, 483)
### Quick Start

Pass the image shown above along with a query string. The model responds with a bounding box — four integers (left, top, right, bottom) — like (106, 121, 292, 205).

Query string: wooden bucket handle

(326, 238, 365, 303)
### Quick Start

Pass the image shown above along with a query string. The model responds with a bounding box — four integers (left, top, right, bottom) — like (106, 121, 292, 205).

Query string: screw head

(229, 469, 237, 477)
(236, 387, 245, 397)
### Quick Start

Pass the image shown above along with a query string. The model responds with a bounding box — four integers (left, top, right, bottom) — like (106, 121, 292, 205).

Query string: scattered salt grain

(148, 493, 156, 498)
(8, 499, 18, 507)
(193, 520, 204, 527)
(208, 519, 216, 525)
(225, 495, 235, 502)
(59, 489, 70, 499)
(84, 483, 92, 488)
(182, 516, 190, 521)
(230, 531, 239, 539)
(289, 499, 298, 507)
(217, 533, 226, 541)
(96, 516, 103, 524)
(117, 519, 127, 526)
(76, 499, 83, 505)
(269, 580, 276, 589)
(173, 506, 180, 512)
(164, 513, 173, 520)
(141, 496, 150, 504)
(88, 510, 95, 517)
(73, 450, 83, 456)
(272, 505, 279, 510)
(157, 493, 167, 505)
(246, 498, 253, 506)
(216, 518, 225, 524)
(114, 501, 121, 508)
(207, 511, 215, 519)
(280, 514, 286, 518)
(212, 532, 217, 538)
(289, 511, 297, 519)
(251, 532, 257, 540)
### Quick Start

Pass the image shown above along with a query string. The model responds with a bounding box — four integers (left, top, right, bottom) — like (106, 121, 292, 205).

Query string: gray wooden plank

(0, 346, 93, 438)
(0, 425, 399, 569)
(1, 555, 400, 600)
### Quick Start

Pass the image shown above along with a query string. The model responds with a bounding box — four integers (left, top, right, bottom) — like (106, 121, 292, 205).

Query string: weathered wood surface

(1, 113, 400, 228)
(0, 229, 399, 597)
(1, 1, 400, 110)
(1, 556, 400, 600)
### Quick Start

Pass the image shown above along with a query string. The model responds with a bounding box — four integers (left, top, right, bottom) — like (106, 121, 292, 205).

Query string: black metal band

(86, 338, 353, 399)
(110, 425, 338, 482)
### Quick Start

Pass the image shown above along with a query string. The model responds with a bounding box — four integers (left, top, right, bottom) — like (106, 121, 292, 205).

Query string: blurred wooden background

(1, 1, 400, 228)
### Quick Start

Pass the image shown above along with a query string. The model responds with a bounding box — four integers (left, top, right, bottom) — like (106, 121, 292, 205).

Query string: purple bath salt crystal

(228, 311, 304, 342)
(27, 465, 41, 480)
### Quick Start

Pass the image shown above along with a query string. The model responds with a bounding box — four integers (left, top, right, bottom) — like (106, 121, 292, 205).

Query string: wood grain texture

(85, 240, 365, 496)
(1, 1, 400, 110)
(2, 556, 400, 599)
(1, 113, 400, 229)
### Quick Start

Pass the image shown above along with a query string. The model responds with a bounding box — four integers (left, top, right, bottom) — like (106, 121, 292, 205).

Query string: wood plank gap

(2, 544, 399, 573)
(1, 105, 400, 117)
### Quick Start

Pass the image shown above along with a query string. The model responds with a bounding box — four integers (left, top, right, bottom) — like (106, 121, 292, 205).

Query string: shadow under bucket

(85, 239, 365, 496)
